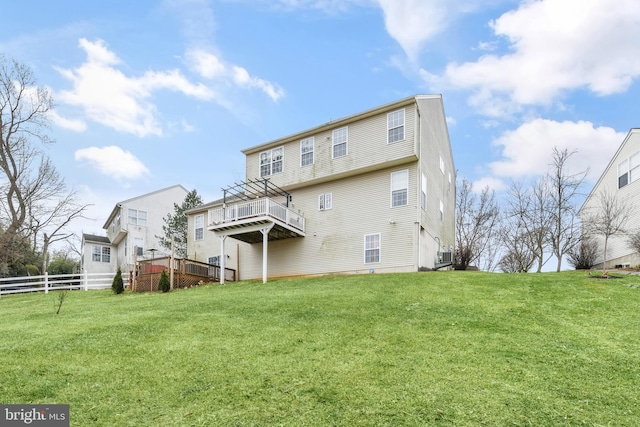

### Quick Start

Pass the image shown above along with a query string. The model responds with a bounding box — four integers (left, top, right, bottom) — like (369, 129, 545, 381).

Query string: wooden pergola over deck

(208, 178, 305, 284)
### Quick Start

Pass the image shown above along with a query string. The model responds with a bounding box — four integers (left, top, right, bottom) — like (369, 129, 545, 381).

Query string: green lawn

(1, 271, 639, 426)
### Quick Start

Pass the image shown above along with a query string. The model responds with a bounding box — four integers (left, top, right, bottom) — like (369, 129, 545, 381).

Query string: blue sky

(2, 0, 639, 237)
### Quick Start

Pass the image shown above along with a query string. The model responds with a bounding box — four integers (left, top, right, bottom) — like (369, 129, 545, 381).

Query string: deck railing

(208, 197, 305, 232)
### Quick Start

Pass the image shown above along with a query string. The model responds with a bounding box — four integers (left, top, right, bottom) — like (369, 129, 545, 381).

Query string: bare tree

(626, 230, 640, 263)
(504, 179, 553, 272)
(582, 190, 634, 274)
(455, 178, 500, 270)
(547, 148, 588, 271)
(566, 236, 599, 270)
(0, 55, 54, 270)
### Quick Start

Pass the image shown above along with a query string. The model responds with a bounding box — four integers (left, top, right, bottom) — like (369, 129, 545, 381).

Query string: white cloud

(74, 146, 150, 179)
(55, 38, 215, 137)
(424, 0, 640, 115)
(486, 119, 625, 184)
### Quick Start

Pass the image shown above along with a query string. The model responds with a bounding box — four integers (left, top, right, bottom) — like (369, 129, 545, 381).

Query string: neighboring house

(81, 185, 189, 275)
(187, 95, 456, 282)
(580, 128, 640, 268)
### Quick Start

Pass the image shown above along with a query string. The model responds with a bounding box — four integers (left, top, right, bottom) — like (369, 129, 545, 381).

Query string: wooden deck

(133, 257, 236, 292)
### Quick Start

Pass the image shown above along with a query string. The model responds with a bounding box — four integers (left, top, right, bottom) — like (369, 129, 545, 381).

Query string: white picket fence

(0, 271, 130, 298)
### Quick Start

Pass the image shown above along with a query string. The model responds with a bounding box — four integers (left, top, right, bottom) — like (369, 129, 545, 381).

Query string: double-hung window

(195, 214, 204, 240)
(387, 109, 405, 143)
(208, 256, 220, 266)
(421, 173, 427, 210)
(301, 137, 314, 166)
(364, 234, 381, 264)
(134, 237, 144, 256)
(391, 170, 409, 207)
(92, 246, 111, 263)
(630, 152, 640, 184)
(319, 193, 332, 211)
(128, 209, 147, 226)
(332, 127, 348, 158)
(260, 146, 284, 177)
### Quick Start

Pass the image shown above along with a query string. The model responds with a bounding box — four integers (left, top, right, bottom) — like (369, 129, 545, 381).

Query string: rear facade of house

(188, 95, 455, 280)
(580, 128, 640, 268)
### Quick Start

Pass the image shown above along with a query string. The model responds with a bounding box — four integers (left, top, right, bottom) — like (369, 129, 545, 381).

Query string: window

(364, 234, 381, 264)
(421, 173, 427, 210)
(128, 209, 147, 226)
(448, 173, 452, 192)
(439, 156, 445, 174)
(208, 256, 220, 266)
(319, 193, 332, 211)
(387, 109, 405, 143)
(134, 237, 144, 256)
(92, 246, 111, 263)
(260, 146, 284, 177)
(301, 137, 314, 166)
(332, 127, 348, 158)
(630, 151, 640, 184)
(391, 170, 408, 207)
(618, 159, 629, 188)
(439, 200, 444, 221)
(195, 214, 204, 240)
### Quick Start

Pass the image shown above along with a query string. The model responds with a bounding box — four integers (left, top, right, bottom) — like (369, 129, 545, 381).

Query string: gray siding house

(580, 128, 640, 268)
(81, 185, 189, 276)
(187, 95, 455, 281)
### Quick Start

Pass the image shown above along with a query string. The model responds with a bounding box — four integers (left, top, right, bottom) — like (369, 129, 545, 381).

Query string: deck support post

(260, 224, 274, 283)
(219, 235, 227, 285)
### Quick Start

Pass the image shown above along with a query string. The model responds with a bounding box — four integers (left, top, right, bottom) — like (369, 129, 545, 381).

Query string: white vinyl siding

(319, 193, 332, 211)
(364, 233, 381, 264)
(194, 214, 204, 240)
(439, 156, 445, 174)
(128, 209, 147, 226)
(439, 200, 444, 221)
(387, 109, 405, 143)
(301, 137, 314, 167)
(391, 170, 409, 207)
(332, 127, 348, 158)
(260, 146, 284, 177)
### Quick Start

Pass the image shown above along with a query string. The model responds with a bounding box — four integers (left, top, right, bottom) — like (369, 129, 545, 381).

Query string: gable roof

(103, 184, 189, 229)
(580, 128, 640, 213)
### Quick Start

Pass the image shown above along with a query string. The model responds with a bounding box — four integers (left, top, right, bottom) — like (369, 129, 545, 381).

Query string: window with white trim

(421, 173, 427, 210)
(439, 156, 445, 174)
(391, 170, 409, 207)
(319, 193, 332, 211)
(134, 237, 144, 256)
(260, 146, 284, 177)
(619, 151, 640, 189)
(448, 173, 452, 192)
(364, 233, 381, 264)
(387, 109, 405, 143)
(92, 246, 111, 263)
(301, 137, 314, 167)
(332, 127, 348, 158)
(439, 200, 444, 221)
(194, 214, 204, 240)
(128, 209, 147, 226)
(208, 256, 220, 266)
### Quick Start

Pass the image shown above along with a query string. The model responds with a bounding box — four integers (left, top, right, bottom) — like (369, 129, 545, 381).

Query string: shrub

(158, 269, 170, 293)
(112, 267, 124, 294)
(567, 237, 599, 270)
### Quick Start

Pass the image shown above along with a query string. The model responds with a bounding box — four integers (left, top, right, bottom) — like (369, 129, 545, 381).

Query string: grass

(1, 271, 640, 426)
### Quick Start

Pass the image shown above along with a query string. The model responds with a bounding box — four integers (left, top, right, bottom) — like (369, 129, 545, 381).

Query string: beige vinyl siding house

(580, 128, 640, 268)
(187, 95, 455, 281)
(81, 185, 189, 276)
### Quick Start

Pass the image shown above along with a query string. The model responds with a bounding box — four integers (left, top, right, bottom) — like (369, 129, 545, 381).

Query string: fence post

(44, 272, 49, 294)
(84, 269, 89, 291)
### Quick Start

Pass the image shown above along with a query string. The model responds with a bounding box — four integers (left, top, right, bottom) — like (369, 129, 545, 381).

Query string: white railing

(209, 197, 305, 232)
(0, 271, 130, 298)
